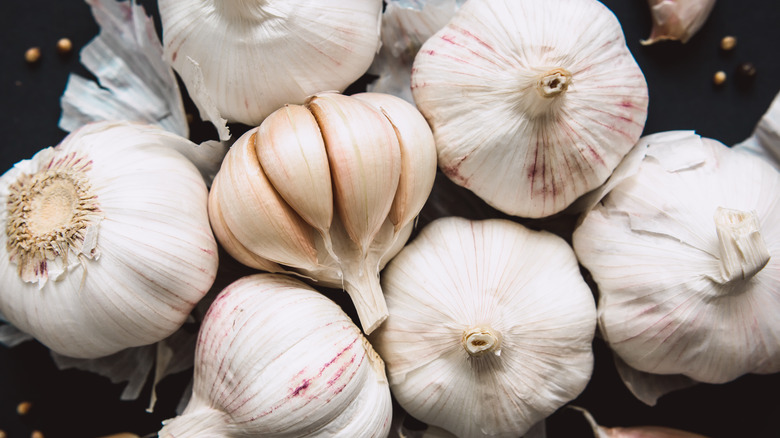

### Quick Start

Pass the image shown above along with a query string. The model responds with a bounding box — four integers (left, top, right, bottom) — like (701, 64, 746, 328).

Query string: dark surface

(1, 0, 780, 437)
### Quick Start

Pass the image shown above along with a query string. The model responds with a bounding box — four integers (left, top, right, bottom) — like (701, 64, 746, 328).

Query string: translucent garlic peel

(208, 92, 437, 334)
(573, 131, 780, 384)
(0, 121, 218, 359)
(642, 0, 717, 45)
(372, 217, 597, 438)
(158, 0, 383, 126)
(159, 274, 392, 438)
(411, 0, 649, 218)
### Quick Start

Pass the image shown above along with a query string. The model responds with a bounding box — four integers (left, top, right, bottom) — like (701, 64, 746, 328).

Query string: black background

(1, 1, 780, 437)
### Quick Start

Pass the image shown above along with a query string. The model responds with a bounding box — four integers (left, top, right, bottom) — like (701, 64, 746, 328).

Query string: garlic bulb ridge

(573, 131, 780, 384)
(0, 121, 219, 359)
(158, 0, 383, 127)
(208, 92, 437, 335)
(372, 217, 597, 438)
(159, 273, 392, 438)
(411, 0, 649, 218)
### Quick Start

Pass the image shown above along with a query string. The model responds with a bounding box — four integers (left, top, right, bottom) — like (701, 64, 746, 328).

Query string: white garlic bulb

(158, 0, 383, 127)
(573, 131, 780, 384)
(0, 121, 218, 359)
(208, 91, 437, 334)
(642, 0, 717, 45)
(411, 0, 648, 218)
(372, 217, 597, 438)
(159, 273, 392, 438)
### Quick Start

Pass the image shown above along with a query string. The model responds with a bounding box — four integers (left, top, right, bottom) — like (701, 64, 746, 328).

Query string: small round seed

(25, 47, 41, 64)
(17, 400, 33, 415)
(0, 429, 7, 438)
(712, 71, 727, 86)
(56, 38, 73, 55)
(720, 35, 737, 51)
(31, 431, 44, 438)
(736, 62, 757, 80)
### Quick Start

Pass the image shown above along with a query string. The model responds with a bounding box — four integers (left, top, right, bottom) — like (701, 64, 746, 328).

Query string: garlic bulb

(573, 131, 780, 384)
(208, 91, 437, 334)
(158, 0, 383, 127)
(411, 0, 648, 218)
(159, 273, 392, 438)
(641, 0, 717, 45)
(372, 217, 597, 438)
(0, 121, 218, 359)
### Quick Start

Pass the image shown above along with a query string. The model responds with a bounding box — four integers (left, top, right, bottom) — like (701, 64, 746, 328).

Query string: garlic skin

(208, 92, 437, 334)
(0, 121, 218, 359)
(641, 0, 717, 45)
(159, 273, 392, 438)
(573, 131, 780, 384)
(372, 217, 597, 438)
(411, 0, 648, 218)
(158, 0, 383, 127)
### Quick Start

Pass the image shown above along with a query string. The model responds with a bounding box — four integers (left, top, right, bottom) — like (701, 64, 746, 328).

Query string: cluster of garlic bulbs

(0, 121, 219, 359)
(208, 91, 437, 335)
(159, 274, 392, 438)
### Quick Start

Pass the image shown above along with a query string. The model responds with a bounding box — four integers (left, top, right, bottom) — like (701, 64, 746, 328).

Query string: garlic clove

(255, 104, 337, 257)
(210, 128, 320, 270)
(352, 92, 438, 234)
(641, 0, 717, 45)
(207, 174, 285, 273)
(411, 0, 648, 218)
(571, 406, 710, 438)
(306, 92, 402, 258)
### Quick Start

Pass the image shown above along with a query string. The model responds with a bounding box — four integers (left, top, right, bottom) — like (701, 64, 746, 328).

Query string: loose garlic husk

(158, 0, 383, 128)
(0, 121, 218, 359)
(159, 273, 392, 438)
(372, 217, 597, 438)
(411, 0, 648, 218)
(208, 91, 437, 334)
(641, 0, 717, 45)
(573, 131, 780, 385)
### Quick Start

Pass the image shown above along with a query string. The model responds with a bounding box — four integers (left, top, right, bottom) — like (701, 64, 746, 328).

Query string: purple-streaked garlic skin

(642, 0, 717, 45)
(159, 274, 392, 438)
(411, 0, 648, 218)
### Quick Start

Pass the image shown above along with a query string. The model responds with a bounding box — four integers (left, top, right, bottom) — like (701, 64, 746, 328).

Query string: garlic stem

(538, 68, 572, 98)
(343, 258, 388, 335)
(462, 326, 501, 357)
(714, 207, 771, 284)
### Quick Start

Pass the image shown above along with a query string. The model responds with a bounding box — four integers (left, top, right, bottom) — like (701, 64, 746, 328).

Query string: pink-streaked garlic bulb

(159, 273, 392, 438)
(642, 0, 717, 45)
(573, 131, 780, 385)
(411, 0, 648, 218)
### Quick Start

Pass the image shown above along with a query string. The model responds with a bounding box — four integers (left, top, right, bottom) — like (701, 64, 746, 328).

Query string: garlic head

(0, 121, 218, 359)
(411, 0, 648, 218)
(158, 0, 383, 126)
(573, 131, 780, 384)
(208, 92, 437, 335)
(372, 217, 597, 438)
(159, 273, 392, 438)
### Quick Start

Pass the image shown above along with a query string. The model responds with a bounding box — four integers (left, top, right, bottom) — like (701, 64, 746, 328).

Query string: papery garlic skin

(411, 0, 648, 218)
(573, 131, 780, 384)
(372, 217, 597, 438)
(158, 0, 383, 127)
(642, 0, 717, 45)
(0, 121, 218, 359)
(208, 92, 437, 334)
(159, 274, 392, 438)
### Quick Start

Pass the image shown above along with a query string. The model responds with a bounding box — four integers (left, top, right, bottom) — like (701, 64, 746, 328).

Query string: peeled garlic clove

(411, 0, 648, 218)
(0, 121, 218, 359)
(159, 273, 392, 438)
(641, 0, 717, 45)
(158, 0, 383, 127)
(210, 128, 319, 270)
(372, 217, 597, 438)
(307, 92, 402, 256)
(352, 92, 438, 233)
(573, 131, 780, 384)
